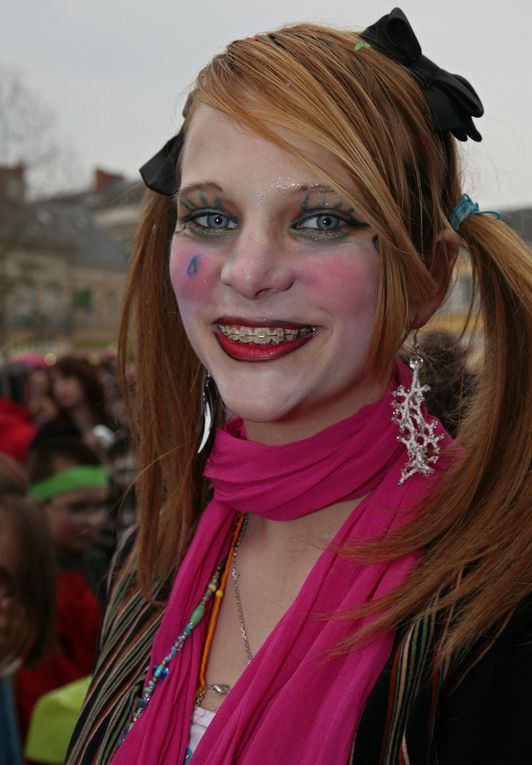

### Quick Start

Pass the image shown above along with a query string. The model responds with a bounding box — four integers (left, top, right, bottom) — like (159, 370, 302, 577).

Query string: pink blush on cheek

(169, 245, 218, 300)
(301, 251, 380, 308)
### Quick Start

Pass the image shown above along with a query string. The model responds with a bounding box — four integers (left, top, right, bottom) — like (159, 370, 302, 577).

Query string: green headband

(31, 466, 108, 501)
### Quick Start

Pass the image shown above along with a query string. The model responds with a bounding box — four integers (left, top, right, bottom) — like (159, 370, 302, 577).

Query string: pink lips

(213, 319, 317, 362)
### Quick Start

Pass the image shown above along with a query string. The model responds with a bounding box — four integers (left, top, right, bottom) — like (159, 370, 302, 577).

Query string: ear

(410, 229, 460, 329)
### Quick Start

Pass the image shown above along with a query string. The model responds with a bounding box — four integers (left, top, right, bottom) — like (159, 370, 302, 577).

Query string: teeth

(218, 324, 315, 345)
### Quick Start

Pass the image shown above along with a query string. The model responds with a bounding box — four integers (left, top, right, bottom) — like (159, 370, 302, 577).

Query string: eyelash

(292, 211, 366, 241)
(176, 208, 367, 241)
(177, 210, 237, 238)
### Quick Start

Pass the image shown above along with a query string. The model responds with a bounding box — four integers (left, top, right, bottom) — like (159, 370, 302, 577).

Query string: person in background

(0, 454, 55, 765)
(14, 439, 109, 747)
(39, 354, 135, 563)
(0, 398, 36, 465)
(49, 356, 116, 456)
(27, 365, 60, 428)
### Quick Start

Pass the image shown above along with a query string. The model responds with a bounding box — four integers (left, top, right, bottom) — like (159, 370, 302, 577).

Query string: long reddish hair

(118, 24, 532, 665)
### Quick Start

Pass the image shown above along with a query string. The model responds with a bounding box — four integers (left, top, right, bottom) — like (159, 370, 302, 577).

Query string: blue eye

(195, 213, 236, 230)
(299, 214, 344, 231)
(293, 210, 357, 241)
(177, 210, 237, 238)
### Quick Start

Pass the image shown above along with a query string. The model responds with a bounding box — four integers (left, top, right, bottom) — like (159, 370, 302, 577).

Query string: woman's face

(44, 486, 108, 554)
(52, 373, 85, 410)
(170, 105, 383, 443)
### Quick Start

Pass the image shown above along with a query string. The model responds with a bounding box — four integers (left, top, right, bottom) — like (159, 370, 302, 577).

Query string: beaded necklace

(119, 513, 246, 744)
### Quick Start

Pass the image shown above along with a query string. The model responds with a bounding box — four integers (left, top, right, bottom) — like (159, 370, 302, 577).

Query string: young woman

(49, 356, 116, 454)
(67, 9, 531, 764)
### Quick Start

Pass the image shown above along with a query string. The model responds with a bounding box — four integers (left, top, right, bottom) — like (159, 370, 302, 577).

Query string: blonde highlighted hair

(119, 23, 532, 666)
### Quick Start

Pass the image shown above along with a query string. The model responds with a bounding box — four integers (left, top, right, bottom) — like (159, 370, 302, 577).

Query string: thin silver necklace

(231, 513, 253, 663)
(197, 514, 252, 705)
(196, 514, 253, 704)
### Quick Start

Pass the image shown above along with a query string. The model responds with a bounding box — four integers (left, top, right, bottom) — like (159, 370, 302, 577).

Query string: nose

(220, 224, 294, 300)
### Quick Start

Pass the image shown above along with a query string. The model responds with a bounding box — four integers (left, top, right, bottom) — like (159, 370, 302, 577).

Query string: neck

(243, 378, 387, 446)
(244, 496, 367, 554)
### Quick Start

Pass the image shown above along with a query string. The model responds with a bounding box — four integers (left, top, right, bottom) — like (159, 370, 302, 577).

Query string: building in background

(52, 168, 143, 249)
(0, 167, 131, 357)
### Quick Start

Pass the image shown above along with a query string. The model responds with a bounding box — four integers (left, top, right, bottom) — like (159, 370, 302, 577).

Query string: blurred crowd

(0, 352, 137, 765)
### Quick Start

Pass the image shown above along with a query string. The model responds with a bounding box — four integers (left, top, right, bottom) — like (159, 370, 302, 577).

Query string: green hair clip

(354, 42, 371, 52)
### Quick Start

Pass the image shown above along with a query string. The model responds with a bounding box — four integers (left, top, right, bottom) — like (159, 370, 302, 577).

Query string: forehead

(181, 104, 353, 192)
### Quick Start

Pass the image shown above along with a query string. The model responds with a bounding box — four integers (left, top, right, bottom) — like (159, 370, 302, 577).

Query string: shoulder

(66, 528, 167, 765)
(432, 599, 532, 764)
(353, 598, 532, 765)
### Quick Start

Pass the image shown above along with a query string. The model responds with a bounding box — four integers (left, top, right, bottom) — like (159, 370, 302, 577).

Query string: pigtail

(459, 214, 531, 494)
(433, 216, 532, 660)
(118, 191, 213, 598)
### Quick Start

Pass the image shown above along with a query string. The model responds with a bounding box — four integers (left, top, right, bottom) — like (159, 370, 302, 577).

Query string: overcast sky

(1, 0, 530, 209)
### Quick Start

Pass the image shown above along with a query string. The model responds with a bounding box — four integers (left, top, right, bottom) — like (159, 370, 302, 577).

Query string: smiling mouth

(214, 321, 318, 361)
(217, 323, 316, 345)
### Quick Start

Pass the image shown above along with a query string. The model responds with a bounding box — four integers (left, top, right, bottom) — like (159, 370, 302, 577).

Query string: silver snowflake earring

(391, 342, 444, 484)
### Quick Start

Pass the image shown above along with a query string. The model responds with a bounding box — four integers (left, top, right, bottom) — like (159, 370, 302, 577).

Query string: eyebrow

(177, 181, 340, 200)
(178, 182, 223, 199)
(294, 184, 337, 195)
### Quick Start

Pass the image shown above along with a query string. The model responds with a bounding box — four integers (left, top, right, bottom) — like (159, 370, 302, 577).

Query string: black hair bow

(140, 94, 196, 196)
(139, 131, 183, 196)
(360, 7, 484, 141)
(140, 8, 484, 196)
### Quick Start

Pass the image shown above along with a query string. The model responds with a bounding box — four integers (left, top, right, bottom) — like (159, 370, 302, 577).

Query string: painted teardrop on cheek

(169, 247, 216, 306)
(187, 254, 200, 276)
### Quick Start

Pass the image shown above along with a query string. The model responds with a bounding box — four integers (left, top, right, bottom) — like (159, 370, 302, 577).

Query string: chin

(217, 383, 289, 424)
(222, 398, 287, 425)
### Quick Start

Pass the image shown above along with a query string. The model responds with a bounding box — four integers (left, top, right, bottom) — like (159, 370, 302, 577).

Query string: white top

(184, 705, 216, 763)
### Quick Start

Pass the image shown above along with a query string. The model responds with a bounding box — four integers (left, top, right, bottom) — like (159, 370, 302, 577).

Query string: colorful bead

(118, 530, 243, 747)
(154, 663, 169, 679)
(190, 605, 205, 624)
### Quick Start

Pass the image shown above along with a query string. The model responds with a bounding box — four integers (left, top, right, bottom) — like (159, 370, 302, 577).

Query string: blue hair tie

(450, 194, 500, 231)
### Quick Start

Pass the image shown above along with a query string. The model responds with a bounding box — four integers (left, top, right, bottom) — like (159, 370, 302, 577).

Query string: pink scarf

(112, 363, 452, 764)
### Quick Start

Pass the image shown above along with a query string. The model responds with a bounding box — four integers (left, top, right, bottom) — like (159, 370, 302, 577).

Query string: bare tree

(0, 65, 79, 197)
(0, 67, 79, 355)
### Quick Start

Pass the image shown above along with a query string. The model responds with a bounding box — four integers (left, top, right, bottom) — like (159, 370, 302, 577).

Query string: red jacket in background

(15, 567, 102, 743)
(0, 399, 37, 463)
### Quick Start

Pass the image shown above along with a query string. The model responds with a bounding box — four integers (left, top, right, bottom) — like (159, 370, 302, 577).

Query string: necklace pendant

(210, 683, 231, 695)
(196, 682, 232, 704)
